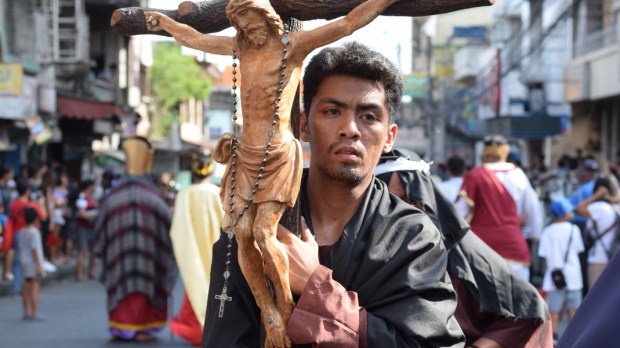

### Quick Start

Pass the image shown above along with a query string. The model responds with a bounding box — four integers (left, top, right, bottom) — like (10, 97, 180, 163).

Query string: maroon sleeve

(459, 169, 478, 205)
(286, 265, 367, 347)
(452, 277, 542, 347)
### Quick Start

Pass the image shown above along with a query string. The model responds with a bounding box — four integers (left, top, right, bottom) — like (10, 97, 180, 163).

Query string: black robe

(202, 171, 464, 347)
(557, 251, 620, 347)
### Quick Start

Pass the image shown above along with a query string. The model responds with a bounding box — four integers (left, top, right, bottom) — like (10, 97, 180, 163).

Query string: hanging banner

(25, 116, 52, 145)
(0, 63, 23, 96)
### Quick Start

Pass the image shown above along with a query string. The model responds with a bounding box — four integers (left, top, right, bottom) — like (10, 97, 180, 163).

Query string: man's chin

(325, 166, 366, 187)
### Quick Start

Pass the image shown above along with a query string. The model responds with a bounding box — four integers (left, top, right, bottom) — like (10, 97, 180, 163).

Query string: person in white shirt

(438, 155, 465, 203)
(538, 197, 584, 339)
(574, 175, 620, 288)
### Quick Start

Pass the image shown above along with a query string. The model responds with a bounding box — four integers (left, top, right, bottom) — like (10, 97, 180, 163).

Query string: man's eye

(360, 113, 378, 121)
(325, 109, 339, 116)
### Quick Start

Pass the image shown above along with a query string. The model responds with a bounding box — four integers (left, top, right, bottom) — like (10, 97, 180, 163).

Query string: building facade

(0, 0, 146, 180)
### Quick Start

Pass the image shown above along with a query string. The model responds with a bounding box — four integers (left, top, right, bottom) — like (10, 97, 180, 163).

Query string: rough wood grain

(111, 0, 495, 36)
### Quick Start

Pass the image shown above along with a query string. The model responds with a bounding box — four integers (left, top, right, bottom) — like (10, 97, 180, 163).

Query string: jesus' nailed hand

(145, 1, 401, 347)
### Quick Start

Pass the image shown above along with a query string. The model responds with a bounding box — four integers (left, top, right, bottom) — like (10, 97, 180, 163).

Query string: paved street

(0, 275, 193, 348)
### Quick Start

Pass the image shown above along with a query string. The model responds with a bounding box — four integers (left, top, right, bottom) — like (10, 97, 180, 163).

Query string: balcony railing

(574, 27, 617, 58)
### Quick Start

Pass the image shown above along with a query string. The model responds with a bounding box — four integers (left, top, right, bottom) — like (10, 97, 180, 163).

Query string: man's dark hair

(483, 134, 508, 146)
(23, 207, 39, 225)
(303, 42, 403, 124)
(16, 180, 30, 196)
(27, 164, 40, 179)
(446, 155, 465, 176)
(79, 178, 95, 191)
(0, 164, 13, 178)
(594, 176, 618, 202)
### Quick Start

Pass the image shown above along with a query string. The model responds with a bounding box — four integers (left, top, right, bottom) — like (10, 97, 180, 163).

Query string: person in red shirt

(2, 181, 46, 294)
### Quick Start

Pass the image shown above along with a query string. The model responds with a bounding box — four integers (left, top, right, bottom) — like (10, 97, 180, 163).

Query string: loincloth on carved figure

(214, 133, 303, 224)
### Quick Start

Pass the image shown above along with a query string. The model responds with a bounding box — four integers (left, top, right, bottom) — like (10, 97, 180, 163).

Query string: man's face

(301, 75, 397, 187)
(3, 169, 13, 181)
(577, 168, 593, 183)
(233, 8, 269, 46)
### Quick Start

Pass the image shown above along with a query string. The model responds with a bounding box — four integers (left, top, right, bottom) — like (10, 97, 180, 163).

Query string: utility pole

(426, 36, 446, 164)
(426, 36, 435, 161)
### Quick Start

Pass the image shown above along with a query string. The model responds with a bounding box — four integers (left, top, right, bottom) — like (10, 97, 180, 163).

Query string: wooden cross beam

(111, 0, 495, 36)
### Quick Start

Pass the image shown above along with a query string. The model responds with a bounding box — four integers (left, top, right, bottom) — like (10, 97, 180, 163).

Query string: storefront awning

(57, 95, 132, 120)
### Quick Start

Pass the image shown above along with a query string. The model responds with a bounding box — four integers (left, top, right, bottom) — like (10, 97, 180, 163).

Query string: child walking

(538, 198, 584, 340)
(19, 207, 45, 321)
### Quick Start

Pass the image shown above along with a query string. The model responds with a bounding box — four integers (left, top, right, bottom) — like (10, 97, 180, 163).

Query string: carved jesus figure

(145, 0, 401, 346)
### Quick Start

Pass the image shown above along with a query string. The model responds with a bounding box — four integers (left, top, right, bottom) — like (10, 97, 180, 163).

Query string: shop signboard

(0, 63, 23, 96)
(403, 72, 429, 99)
(0, 75, 37, 120)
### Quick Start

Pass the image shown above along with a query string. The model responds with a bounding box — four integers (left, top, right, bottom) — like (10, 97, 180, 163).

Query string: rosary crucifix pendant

(215, 286, 232, 317)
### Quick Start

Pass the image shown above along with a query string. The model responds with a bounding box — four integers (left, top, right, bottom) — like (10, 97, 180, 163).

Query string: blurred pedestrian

(41, 169, 57, 263)
(569, 158, 598, 228)
(51, 170, 70, 263)
(19, 207, 45, 321)
(530, 153, 548, 186)
(438, 155, 465, 203)
(538, 198, 583, 340)
(4, 181, 46, 294)
(169, 149, 223, 346)
(93, 136, 176, 342)
(74, 178, 97, 280)
(0, 164, 16, 214)
(0, 202, 10, 280)
(455, 135, 543, 281)
(574, 175, 620, 288)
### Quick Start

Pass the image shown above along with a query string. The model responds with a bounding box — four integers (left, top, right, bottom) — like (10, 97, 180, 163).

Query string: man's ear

(383, 123, 398, 153)
(300, 111, 309, 142)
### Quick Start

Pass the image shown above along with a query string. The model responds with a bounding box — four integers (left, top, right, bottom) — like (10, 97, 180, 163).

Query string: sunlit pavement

(0, 268, 192, 348)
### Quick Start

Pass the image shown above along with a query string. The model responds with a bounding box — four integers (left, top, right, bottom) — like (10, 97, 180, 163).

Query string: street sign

(0, 63, 23, 96)
(403, 72, 429, 99)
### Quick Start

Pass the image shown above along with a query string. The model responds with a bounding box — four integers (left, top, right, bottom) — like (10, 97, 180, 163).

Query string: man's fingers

(299, 217, 313, 242)
(276, 224, 291, 242)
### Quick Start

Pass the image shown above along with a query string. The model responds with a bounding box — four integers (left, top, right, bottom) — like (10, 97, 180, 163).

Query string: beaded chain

(215, 26, 290, 318)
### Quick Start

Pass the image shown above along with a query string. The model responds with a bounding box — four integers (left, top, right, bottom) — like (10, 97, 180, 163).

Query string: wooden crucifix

(111, 0, 495, 37)
(112, 1, 494, 347)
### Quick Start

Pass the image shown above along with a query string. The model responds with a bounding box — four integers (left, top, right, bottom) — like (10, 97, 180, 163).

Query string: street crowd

(1, 107, 619, 348)
(436, 145, 620, 343)
(0, 163, 113, 285)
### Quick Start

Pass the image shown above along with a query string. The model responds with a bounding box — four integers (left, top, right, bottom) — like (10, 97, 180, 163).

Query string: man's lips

(333, 146, 361, 160)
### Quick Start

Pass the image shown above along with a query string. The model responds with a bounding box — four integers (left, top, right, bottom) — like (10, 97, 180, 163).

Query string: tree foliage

(151, 42, 212, 138)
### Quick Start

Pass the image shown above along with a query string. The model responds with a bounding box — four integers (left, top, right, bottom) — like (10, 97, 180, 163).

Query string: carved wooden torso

(236, 37, 303, 146)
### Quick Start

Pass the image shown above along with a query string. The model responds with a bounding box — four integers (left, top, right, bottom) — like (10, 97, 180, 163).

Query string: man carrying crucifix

(144, 0, 407, 347)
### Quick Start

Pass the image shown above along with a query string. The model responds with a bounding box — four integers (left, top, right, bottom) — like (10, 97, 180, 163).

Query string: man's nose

(338, 114, 361, 140)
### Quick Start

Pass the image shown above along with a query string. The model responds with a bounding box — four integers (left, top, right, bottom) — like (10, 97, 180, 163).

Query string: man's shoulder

(189, 182, 220, 194)
(21, 226, 39, 238)
(464, 166, 487, 177)
(104, 180, 166, 207)
(375, 193, 441, 242)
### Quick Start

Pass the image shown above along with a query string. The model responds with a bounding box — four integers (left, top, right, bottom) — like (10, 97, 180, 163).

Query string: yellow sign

(0, 63, 23, 96)
(433, 47, 454, 78)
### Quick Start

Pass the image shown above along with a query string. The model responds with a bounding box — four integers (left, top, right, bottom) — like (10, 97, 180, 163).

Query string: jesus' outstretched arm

(144, 11, 234, 55)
